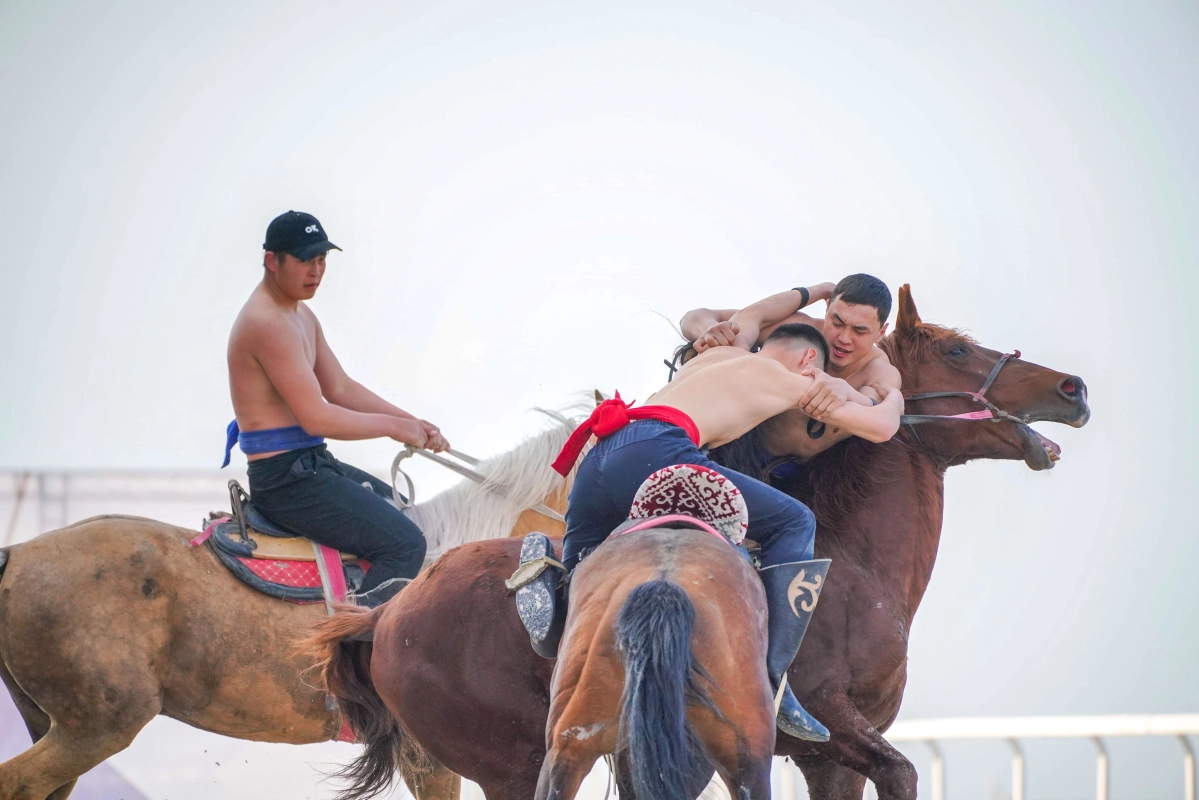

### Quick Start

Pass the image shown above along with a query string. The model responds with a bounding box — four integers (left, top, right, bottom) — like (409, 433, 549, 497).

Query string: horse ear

(594, 389, 605, 406)
(895, 284, 922, 333)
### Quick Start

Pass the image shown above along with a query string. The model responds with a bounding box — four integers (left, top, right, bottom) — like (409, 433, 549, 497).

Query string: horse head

(882, 285, 1090, 470)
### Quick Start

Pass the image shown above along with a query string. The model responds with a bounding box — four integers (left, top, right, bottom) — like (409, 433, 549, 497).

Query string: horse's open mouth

(1018, 425, 1061, 471)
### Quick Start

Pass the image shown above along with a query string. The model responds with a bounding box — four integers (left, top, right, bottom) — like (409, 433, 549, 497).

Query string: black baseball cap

(263, 211, 342, 262)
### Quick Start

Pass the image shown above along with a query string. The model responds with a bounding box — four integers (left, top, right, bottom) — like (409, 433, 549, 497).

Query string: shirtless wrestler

(517, 324, 903, 741)
(680, 274, 901, 465)
(223, 210, 449, 608)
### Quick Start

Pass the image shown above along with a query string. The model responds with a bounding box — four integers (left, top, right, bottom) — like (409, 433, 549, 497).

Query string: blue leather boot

(759, 559, 832, 742)
(511, 532, 567, 659)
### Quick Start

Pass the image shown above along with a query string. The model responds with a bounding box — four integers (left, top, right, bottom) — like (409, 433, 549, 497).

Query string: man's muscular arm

(729, 283, 835, 348)
(312, 319, 450, 452)
(816, 384, 902, 443)
(682, 283, 835, 353)
(765, 361, 902, 443)
(680, 308, 739, 350)
(251, 316, 429, 446)
(795, 369, 876, 419)
(312, 320, 413, 418)
(852, 358, 903, 404)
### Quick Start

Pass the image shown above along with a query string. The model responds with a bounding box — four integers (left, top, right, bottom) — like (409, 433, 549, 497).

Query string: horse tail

(302, 605, 416, 800)
(616, 580, 715, 800)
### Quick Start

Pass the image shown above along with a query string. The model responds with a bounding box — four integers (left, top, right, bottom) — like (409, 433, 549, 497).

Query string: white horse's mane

(405, 408, 587, 558)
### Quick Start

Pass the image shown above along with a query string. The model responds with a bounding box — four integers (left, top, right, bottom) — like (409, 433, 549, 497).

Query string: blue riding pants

(562, 420, 816, 571)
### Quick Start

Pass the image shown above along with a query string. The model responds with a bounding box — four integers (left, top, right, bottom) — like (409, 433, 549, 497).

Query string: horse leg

(0, 708, 156, 800)
(0, 650, 160, 800)
(0, 658, 78, 800)
(800, 760, 868, 800)
(0, 693, 75, 800)
(793, 694, 916, 800)
(718, 760, 771, 800)
(404, 758, 462, 800)
(477, 763, 545, 800)
(704, 729, 773, 800)
(533, 745, 597, 800)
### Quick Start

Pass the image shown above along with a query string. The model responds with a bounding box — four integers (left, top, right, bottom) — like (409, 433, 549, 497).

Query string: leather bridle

(899, 350, 1023, 426)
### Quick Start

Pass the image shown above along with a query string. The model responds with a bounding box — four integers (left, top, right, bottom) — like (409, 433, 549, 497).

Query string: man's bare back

(652, 343, 901, 450)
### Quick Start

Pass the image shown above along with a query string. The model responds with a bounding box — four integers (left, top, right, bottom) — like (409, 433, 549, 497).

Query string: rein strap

(900, 351, 1023, 426)
(391, 446, 567, 524)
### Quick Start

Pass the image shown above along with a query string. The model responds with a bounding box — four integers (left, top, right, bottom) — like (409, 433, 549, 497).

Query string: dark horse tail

(616, 580, 715, 800)
(303, 605, 415, 800)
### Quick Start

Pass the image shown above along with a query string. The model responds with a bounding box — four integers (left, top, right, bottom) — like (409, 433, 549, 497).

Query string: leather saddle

(199, 480, 368, 604)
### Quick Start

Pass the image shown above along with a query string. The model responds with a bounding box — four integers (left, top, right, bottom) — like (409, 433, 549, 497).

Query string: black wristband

(793, 286, 810, 308)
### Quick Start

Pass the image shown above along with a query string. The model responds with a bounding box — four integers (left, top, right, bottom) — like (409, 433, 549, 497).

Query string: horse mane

(778, 437, 915, 537)
(879, 322, 977, 375)
(405, 408, 586, 557)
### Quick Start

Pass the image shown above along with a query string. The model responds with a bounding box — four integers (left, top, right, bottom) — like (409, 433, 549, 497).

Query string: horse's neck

(821, 439, 947, 619)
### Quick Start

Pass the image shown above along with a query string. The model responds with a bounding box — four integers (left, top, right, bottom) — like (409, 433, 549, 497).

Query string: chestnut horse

(308, 286, 1089, 800)
(537, 524, 775, 800)
(0, 413, 580, 800)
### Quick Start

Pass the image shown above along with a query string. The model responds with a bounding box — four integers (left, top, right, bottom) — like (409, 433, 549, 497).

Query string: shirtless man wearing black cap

(223, 210, 447, 608)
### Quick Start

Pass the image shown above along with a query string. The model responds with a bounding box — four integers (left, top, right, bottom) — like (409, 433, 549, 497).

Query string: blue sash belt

(221, 420, 326, 468)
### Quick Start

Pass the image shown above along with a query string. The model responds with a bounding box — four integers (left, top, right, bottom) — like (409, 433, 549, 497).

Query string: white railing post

(1181, 736, 1195, 800)
(1007, 739, 1024, 800)
(926, 740, 945, 800)
(778, 757, 797, 800)
(885, 713, 1199, 800)
(1091, 737, 1108, 800)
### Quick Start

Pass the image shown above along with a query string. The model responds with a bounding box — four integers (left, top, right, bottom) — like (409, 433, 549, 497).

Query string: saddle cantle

(194, 481, 369, 604)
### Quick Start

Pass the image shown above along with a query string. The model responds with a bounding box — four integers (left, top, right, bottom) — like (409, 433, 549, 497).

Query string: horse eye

(948, 345, 966, 358)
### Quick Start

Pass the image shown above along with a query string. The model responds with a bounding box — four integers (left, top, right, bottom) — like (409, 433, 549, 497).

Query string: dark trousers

(562, 421, 816, 571)
(247, 445, 427, 594)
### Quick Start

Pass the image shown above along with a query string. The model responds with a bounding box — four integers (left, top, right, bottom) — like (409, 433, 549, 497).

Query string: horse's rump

(542, 527, 774, 799)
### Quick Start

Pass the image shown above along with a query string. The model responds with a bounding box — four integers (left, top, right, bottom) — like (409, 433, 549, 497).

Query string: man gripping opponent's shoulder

(223, 210, 447, 608)
(680, 273, 901, 463)
(518, 323, 901, 742)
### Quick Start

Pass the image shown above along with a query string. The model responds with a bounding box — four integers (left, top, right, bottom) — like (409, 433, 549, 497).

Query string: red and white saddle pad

(627, 464, 749, 545)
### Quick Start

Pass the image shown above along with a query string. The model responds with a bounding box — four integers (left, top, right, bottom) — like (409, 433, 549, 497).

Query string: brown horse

(0, 414, 580, 800)
(307, 285, 1089, 800)
(535, 525, 775, 800)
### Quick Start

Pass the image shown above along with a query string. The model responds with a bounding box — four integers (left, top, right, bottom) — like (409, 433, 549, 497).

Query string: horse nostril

(1058, 376, 1087, 401)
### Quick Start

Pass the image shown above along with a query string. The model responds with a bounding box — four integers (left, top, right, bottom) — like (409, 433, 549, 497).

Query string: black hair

(830, 274, 892, 326)
(762, 323, 829, 370)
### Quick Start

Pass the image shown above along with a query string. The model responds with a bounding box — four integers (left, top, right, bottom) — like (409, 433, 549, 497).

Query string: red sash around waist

(551, 392, 701, 477)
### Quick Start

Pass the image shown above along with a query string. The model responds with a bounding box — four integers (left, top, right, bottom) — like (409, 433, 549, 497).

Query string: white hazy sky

(1, 1, 1197, 797)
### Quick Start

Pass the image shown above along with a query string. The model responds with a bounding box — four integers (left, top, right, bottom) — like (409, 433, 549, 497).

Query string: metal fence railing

(877, 714, 1199, 800)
